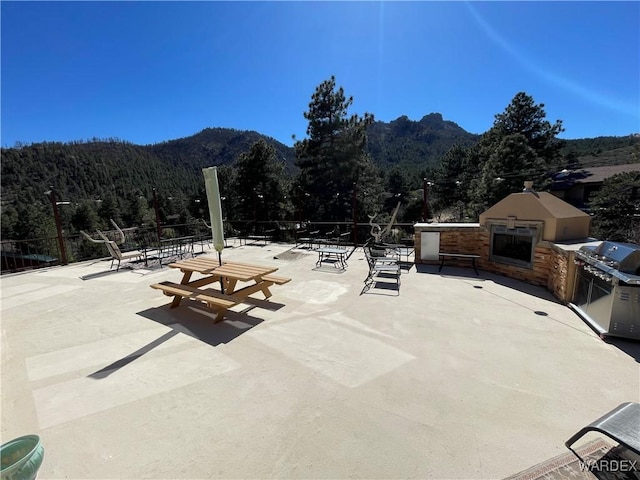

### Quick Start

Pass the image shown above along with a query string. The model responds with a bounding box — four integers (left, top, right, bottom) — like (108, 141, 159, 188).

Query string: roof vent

(523, 181, 535, 192)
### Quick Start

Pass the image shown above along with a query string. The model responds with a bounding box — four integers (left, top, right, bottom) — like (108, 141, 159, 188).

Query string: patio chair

(297, 229, 320, 249)
(97, 230, 144, 270)
(363, 244, 400, 289)
(365, 239, 398, 264)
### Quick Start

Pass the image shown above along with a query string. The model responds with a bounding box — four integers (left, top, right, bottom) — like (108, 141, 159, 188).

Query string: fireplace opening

(490, 225, 539, 269)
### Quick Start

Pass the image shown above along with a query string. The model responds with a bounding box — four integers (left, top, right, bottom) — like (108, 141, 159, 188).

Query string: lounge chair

(96, 230, 144, 270)
(565, 402, 640, 461)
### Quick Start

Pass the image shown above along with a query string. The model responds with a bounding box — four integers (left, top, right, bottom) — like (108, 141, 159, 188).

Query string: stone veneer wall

(414, 226, 483, 261)
(415, 226, 572, 303)
(546, 247, 571, 302)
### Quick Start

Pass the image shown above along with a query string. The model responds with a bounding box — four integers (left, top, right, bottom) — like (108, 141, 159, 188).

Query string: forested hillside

(367, 113, 479, 169)
(150, 127, 297, 175)
(1, 100, 638, 244)
(3, 120, 636, 211)
(559, 135, 640, 167)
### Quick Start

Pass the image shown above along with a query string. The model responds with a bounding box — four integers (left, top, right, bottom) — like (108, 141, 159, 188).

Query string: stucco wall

(554, 217, 591, 242)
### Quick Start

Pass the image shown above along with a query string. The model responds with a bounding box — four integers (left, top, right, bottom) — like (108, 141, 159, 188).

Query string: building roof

(552, 163, 640, 189)
(480, 190, 590, 222)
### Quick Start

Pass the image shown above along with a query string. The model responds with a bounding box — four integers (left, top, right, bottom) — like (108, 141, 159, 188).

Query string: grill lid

(577, 241, 640, 284)
(592, 241, 640, 274)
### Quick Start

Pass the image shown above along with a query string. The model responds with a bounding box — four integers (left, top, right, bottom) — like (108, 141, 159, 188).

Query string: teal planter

(1, 435, 44, 480)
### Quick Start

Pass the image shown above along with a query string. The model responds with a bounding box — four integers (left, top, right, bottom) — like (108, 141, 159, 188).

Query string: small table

(316, 247, 348, 269)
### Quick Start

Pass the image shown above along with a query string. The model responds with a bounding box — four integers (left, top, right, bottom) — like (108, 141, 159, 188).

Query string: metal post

(46, 188, 68, 265)
(422, 178, 428, 223)
(352, 182, 358, 246)
(153, 188, 162, 243)
(253, 189, 257, 232)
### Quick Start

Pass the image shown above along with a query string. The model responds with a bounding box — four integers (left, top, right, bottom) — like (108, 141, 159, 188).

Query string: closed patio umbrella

(203, 167, 225, 267)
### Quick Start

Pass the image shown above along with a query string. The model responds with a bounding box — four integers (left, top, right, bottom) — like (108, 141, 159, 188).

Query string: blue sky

(1, 1, 638, 148)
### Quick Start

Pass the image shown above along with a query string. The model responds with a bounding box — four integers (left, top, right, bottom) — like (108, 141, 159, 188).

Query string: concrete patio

(1, 241, 638, 479)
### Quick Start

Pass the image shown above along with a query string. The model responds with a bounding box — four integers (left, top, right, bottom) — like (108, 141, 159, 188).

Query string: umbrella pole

(218, 251, 224, 293)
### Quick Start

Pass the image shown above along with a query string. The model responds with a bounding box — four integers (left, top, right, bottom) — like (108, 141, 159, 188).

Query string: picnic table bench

(438, 252, 480, 276)
(150, 281, 243, 322)
(150, 257, 291, 322)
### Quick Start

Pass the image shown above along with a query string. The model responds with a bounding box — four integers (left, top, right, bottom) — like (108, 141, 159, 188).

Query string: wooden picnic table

(150, 257, 290, 322)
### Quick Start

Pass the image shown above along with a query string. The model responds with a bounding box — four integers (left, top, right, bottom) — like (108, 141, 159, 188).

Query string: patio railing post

(46, 188, 68, 265)
(352, 182, 358, 246)
(153, 188, 162, 244)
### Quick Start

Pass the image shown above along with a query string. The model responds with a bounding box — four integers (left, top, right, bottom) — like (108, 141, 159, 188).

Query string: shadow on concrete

(79, 268, 127, 280)
(361, 275, 400, 296)
(273, 247, 312, 261)
(487, 274, 562, 304)
(137, 303, 268, 348)
(88, 301, 281, 379)
(415, 263, 478, 278)
(79, 261, 164, 280)
(414, 263, 561, 304)
(603, 337, 640, 363)
(312, 265, 346, 274)
(88, 330, 180, 379)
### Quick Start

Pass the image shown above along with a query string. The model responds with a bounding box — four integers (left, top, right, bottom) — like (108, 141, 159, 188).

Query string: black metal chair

(363, 244, 400, 290)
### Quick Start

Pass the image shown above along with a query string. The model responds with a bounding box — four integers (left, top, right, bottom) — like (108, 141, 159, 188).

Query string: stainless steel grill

(571, 241, 640, 340)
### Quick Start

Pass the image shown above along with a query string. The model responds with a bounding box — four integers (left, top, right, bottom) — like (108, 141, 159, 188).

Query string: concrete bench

(438, 253, 480, 276)
(150, 281, 242, 322)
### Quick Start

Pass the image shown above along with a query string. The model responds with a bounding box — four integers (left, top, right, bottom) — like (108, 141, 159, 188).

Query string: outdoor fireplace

(489, 223, 540, 269)
(480, 183, 591, 267)
(414, 182, 593, 301)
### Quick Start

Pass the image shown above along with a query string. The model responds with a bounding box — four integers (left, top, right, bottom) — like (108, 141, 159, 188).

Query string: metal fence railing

(0, 220, 417, 275)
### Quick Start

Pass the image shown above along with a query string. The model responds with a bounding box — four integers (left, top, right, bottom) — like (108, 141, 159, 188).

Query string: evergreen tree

(71, 201, 99, 232)
(469, 92, 564, 215)
(432, 144, 473, 217)
(13, 204, 58, 255)
(294, 76, 379, 221)
(590, 172, 640, 243)
(233, 139, 290, 225)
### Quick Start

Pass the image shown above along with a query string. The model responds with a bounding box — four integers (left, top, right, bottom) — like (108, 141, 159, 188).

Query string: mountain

(366, 113, 480, 169)
(1, 119, 638, 214)
(559, 135, 640, 168)
(150, 127, 297, 174)
(0, 130, 296, 208)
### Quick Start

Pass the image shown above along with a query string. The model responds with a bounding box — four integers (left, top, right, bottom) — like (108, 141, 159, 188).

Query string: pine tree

(233, 140, 290, 225)
(294, 76, 378, 221)
(469, 92, 564, 215)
